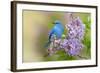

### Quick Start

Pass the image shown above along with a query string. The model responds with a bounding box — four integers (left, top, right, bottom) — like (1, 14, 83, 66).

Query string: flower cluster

(61, 38, 84, 56)
(61, 17, 85, 56)
(66, 17, 85, 40)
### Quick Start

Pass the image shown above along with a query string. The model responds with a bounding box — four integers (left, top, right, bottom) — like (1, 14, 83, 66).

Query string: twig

(77, 55, 88, 59)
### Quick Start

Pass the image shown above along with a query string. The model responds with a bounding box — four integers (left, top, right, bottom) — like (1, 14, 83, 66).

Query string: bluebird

(45, 20, 64, 48)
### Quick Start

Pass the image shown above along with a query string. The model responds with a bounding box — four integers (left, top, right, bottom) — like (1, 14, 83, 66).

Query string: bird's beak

(52, 22, 56, 24)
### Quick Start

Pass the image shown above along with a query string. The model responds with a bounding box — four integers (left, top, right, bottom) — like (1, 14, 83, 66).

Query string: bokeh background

(22, 10, 91, 63)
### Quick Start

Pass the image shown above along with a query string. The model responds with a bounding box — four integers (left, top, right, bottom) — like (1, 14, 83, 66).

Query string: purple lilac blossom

(66, 17, 85, 40)
(61, 38, 83, 56)
(62, 17, 85, 56)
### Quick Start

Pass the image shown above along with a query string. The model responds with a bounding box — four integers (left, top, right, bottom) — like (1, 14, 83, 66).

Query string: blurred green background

(23, 10, 91, 62)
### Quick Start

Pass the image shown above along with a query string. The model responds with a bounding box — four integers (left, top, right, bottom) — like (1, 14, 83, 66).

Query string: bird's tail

(44, 41, 51, 48)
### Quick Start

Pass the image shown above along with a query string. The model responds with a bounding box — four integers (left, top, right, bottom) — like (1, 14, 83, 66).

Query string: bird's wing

(49, 29, 54, 40)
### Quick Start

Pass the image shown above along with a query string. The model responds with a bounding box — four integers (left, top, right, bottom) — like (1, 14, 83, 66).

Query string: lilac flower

(62, 17, 85, 56)
(61, 38, 83, 56)
(66, 17, 85, 40)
